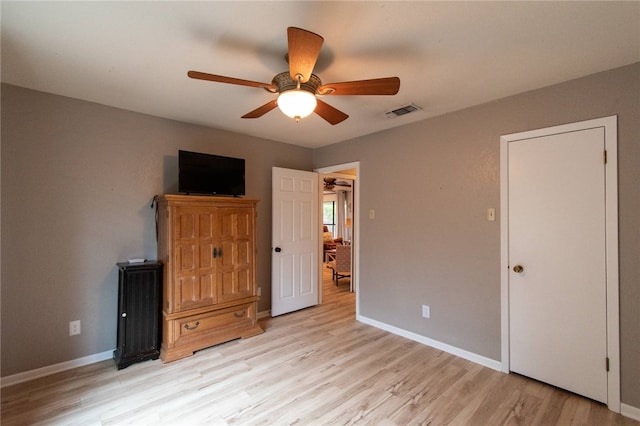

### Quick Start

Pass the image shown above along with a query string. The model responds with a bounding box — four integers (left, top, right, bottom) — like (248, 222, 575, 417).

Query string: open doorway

(316, 162, 359, 315)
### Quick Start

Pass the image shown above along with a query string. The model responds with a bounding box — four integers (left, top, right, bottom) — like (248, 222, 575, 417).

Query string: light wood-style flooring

(1, 267, 637, 425)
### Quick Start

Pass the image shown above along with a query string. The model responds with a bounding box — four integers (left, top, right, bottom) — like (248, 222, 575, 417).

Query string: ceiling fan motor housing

(271, 72, 321, 95)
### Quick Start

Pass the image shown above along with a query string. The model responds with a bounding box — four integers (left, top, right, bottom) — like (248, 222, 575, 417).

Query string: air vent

(385, 103, 422, 118)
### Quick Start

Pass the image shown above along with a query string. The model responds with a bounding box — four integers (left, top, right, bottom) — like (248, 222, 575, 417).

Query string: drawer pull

(184, 321, 200, 331)
(233, 310, 246, 318)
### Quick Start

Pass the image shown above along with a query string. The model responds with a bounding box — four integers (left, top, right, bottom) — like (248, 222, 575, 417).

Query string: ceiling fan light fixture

(188, 28, 399, 125)
(277, 89, 317, 122)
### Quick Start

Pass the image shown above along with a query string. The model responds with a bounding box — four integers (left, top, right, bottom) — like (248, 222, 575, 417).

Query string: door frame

(316, 161, 359, 313)
(500, 116, 619, 412)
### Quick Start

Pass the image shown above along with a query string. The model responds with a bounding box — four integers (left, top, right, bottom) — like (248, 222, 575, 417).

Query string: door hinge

(606, 357, 610, 372)
(603, 150, 607, 164)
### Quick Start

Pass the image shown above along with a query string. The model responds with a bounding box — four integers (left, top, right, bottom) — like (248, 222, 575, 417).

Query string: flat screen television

(178, 150, 245, 196)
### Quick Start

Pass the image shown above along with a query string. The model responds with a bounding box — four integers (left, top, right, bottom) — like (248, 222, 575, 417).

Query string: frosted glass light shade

(277, 89, 317, 120)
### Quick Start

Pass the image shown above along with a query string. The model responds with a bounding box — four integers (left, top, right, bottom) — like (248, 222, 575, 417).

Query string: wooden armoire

(156, 194, 263, 362)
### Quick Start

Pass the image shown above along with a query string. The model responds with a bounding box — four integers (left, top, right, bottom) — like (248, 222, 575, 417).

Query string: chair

(323, 226, 336, 251)
(328, 244, 351, 285)
(323, 226, 344, 262)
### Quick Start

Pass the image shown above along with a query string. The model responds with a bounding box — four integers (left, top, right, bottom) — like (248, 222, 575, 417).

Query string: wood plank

(1, 267, 634, 425)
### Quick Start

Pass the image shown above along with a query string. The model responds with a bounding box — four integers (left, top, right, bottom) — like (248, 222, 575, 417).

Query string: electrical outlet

(257, 287, 262, 296)
(69, 320, 81, 336)
(422, 305, 431, 319)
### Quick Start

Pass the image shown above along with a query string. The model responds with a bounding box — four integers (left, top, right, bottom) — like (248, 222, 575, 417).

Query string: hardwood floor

(1, 267, 636, 425)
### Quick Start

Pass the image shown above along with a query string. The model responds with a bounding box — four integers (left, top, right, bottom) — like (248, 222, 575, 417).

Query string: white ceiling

(2, 1, 639, 149)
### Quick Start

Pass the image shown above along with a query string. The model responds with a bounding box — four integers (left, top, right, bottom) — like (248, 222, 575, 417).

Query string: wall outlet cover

(69, 320, 81, 336)
(422, 305, 431, 318)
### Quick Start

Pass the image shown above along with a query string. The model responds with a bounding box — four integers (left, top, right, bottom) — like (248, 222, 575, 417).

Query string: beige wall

(314, 62, 640, 408)
(2, 62, 638, 409)
(0, 84, 313, 376)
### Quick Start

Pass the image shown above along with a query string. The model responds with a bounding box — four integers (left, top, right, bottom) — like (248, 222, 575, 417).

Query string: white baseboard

(357, 314, 502, 372)
(257, 309, 271, 319)
(622, 403, 640, 421)
(0, 350, 113, 388)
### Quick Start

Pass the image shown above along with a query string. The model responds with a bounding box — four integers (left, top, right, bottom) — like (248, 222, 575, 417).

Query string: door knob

(513, 265, 524, 273)
(274, 247, 282, 253)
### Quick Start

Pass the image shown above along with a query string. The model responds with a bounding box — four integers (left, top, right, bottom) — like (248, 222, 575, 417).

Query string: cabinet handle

(213, 247, 218, 258)
(121, 313, 127, 318)
(184, 321, 200, 331)
(233, 310, 246, 318)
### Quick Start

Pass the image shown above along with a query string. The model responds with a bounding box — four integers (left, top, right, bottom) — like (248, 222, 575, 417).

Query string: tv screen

(178, 150, 245, 196)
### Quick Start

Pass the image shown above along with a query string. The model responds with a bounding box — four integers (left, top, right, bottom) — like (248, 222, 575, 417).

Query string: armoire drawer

(172, 303, 254, 347)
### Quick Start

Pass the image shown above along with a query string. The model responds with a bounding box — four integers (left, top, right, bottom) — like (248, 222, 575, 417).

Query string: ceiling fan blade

(287, 27, 324, 83)
(315, 99, 349, 125)
(241, 100, 278, 119)
(318, 77, 400, 96)
(187, 71, 276, 91)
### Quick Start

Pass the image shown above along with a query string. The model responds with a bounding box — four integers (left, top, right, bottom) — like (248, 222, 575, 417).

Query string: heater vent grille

(386, 103, 422, 118)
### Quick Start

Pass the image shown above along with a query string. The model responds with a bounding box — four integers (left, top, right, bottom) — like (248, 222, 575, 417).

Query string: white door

(507, 125, 609, 403)
(271, 167, 319, 316)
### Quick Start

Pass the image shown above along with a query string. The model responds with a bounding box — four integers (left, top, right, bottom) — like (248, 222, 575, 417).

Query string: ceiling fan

(187, 27, 400, 125)
(324, 177, 352, 190)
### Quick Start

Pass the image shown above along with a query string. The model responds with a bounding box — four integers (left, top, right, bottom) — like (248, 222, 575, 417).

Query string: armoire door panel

(217, 208, 253, 240)
(218, 270, 252, 302)
(218, 209, 235, 239)
(175, 275, 195, 311)
(219, 241, 236, 268)
(218, 271, 235, 302)
(235, 211, 251, 239)
(198, 212, 214, 239)
(175, 211, 196, 240)
(198, 242, 214, 269)
(236, 269, 251, 295)
(176, 244, 196, 272)
(218, 241, 252, 268)
(236, 240, 251, 267)
(176, 274, 216, 311)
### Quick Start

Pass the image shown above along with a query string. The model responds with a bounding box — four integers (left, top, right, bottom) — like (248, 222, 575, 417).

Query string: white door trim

(315, 161, 359, 315)
(500, 116, 619, 412)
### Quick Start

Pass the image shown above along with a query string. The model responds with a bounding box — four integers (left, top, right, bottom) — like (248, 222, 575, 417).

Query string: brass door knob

(513, 265, 524, 273)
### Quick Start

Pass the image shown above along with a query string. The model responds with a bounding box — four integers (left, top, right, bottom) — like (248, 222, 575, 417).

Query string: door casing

(500, 116, 619, 412)
(316, 162, 359, 313)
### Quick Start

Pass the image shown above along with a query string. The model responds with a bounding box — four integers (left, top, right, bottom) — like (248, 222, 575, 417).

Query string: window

(323, 201, 336, 235)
